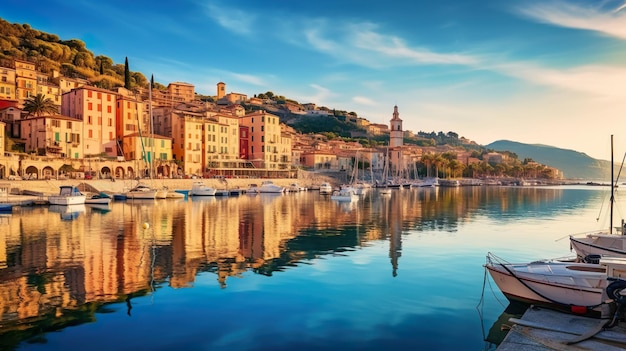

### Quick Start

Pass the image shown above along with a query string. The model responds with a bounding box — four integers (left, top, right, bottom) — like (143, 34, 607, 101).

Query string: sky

(3, 0, 626, 161)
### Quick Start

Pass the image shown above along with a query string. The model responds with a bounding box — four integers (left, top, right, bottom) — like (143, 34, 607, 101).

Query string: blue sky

(3, 0, 626, 161)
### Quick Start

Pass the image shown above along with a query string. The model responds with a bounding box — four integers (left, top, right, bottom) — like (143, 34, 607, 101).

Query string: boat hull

(48, 195, 86, 205)
(485, 260, 610, 317)
(570, 234, 626, 258)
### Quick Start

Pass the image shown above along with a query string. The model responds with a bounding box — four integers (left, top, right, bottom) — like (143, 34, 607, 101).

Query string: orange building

(61, 86, 118, 157)
(239, 110, 291, 171)
(14, 59, 37, 108)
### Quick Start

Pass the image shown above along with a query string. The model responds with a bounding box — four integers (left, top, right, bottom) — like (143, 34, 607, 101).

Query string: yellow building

(0, 67, 16, 102)
(36, 82, 61, 108)
(18, 114, 83, 158)
(171, 111, 204, 176)
(61, 86, 118, 157)
(121, 133, 172, 176)
(14, 59, 37, 108)
(0, 120, 4, 155)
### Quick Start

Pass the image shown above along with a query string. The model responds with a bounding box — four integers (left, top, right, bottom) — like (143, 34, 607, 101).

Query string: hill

(486, 140, 610, 180)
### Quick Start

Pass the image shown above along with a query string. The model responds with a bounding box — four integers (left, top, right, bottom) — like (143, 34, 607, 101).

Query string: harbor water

(1, 185, 624, 350)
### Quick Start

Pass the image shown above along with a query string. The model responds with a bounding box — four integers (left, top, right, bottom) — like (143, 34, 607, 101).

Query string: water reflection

(0, 186, 605, 349)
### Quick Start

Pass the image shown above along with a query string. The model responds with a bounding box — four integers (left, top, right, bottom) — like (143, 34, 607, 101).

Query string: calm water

(1, 185, 624, 351)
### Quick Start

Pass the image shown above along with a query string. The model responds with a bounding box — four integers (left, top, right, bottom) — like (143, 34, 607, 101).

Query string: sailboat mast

(610, 134, 614, 234)
(149, 76, 154, 179)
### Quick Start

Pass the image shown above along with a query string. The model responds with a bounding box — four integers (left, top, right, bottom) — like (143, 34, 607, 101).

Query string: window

(88, 130, 93, 137)
(261, 126, 264, 132)
(109, 131, 113, 140)
(55, 132, 60, 141)
(88, 116, 92, 124)
(97, 92, 101, 99)
(107, 106, 112, 113)
(108, 118, 112, 126)
(97, 104, 101, 112)
(67, 121, 72, 128)
(107, 94, 111, 101)
(88, 102, 93, 110)
(88, 90, 92, 98)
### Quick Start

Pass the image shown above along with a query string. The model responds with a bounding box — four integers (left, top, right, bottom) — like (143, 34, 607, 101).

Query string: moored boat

(257, 181, 284, 193)
(48, 185, 86, 205)
(330, 188, 358, 202)
(319, 182, 333, 195)
(124, 184, 157, 200)
(484, 252, 626, 318)
(190, 182, 217, 196)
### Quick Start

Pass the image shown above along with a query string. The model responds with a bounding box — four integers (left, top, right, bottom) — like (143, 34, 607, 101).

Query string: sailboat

(570, 135, 626, 259)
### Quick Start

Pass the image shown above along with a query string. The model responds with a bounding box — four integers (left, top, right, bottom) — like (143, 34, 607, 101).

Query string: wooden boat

(48, 185, 86, 205)
(484, 252, 626, 318)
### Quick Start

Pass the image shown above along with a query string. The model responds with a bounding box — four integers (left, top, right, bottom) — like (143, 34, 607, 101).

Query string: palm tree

(23, 94, 58, 117)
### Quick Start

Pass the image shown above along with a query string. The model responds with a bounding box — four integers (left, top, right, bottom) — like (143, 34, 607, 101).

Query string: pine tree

(124, 57, 130, 89)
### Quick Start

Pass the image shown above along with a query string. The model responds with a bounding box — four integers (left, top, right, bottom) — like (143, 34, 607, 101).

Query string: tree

(23, 93, 58, 116)
(124, 56, 130, 89)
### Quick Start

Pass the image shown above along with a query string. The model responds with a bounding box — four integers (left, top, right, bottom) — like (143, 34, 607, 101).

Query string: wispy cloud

(203, 3, 254, 35)
(352, 96, 376, 106)
(491, 62, 626, 99)
(230, 72, 266, 86)
(518, 1, 626, 39)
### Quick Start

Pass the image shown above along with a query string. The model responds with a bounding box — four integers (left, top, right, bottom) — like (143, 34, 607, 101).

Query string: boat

(229, 187, 244, 196)
(113, 193, 127, 201)
(214, 189, 229, 196)
(570, 135, 626, 259)
(287, 183, 306, 192)
(330, 188, 359, 202)
(48, 185, 86, 205)
(166, 191, 185, 199)
(0, 203, 12, 212)
(319, 182, 333, 195)
(257, 181, 284, 193)
(124, 183, 157, 200)
(439, 179, 461, 187)
(85, 192, 112, 205)
(155, 187, 168, 199)
(190, 182, 216, 196)
(484, 252, 626, 318)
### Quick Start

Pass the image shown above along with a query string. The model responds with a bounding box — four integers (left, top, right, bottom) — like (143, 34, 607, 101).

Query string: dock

(497, 306, 626, 350)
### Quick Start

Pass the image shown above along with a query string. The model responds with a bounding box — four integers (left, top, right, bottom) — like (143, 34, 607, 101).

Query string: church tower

(389, 105, 403, 148)
(217, 82, 226, 99)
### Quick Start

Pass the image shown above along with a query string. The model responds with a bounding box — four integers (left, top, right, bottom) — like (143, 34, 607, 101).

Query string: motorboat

(257, 181, 284, 193)
(319, 182, 333, 195)
(330, 188, 358, 202)
(484, 252, 626, 318)
(287, 183, 306, 192)
(48, 185, 86, 205)
(124, 184, 157, 200)
(190, 182, 217, 196)
(85, 192, 112, 205)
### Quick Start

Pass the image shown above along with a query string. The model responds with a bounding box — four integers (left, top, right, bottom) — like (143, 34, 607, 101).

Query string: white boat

(85, 193, 112, 205)
(155, 187, 168, 199)
(330, 188, 358, 202)
(124, 184, 157, 200)
(257, 181, 284, 193)
(287, 183, 306, 192)
(190, 182, 216, 196)
(484, 253, 626, 318)
(569, 135, 626, 259)
(319, 182, 333, 195)
(48, 185, 86, 205)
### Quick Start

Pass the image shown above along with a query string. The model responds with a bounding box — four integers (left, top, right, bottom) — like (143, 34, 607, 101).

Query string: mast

(610, 134, 614, 234)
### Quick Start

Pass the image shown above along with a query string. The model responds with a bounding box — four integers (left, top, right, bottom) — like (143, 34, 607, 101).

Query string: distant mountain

(486, 140, 611, 180)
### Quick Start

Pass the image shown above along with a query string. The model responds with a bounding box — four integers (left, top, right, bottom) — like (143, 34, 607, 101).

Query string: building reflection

(0, 186, 576, 346)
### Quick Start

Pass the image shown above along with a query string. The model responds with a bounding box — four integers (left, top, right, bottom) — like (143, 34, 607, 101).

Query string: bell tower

(389, 105, 403, 148)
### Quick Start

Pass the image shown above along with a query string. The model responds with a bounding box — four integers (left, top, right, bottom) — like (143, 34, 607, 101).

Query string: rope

(486, 252, 608, 311)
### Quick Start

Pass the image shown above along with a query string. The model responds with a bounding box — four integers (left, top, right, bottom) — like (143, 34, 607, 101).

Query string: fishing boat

(48, 185, 86, 205)
(484, 252, 626, 318)
(570, 135, 626, 259)
(190, 182, 216, 196)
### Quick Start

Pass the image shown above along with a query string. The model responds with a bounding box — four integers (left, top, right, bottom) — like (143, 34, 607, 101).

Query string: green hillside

(486, 140, 611, 180)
